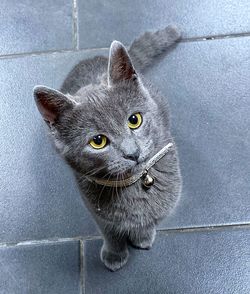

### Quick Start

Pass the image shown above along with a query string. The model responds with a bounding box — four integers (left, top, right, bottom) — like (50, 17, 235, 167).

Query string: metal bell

(142, 174, 154, 188)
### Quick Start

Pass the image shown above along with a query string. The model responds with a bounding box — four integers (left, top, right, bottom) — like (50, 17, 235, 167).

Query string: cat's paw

(100, 246, 129, 272)
(131, 239, 153, 250)
(130, 228, 156, 250)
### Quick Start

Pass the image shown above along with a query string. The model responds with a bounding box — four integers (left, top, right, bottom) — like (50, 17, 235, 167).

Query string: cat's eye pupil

(129, 114, 138, 125)
(93, 135, 103, 145)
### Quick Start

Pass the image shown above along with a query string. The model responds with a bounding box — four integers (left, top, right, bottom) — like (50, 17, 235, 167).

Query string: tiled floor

(0, 1, 249, 293)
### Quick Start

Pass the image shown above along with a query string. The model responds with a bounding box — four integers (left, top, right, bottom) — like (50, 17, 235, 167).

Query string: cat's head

(34, 41, 170, 179)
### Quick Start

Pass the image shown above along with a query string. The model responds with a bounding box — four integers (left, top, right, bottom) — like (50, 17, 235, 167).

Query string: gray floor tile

(0, 50, 110, 243)
(78, 0, 250, 49)
(0, 0, 73, 55)
(144, 37, 250, 229)
(85, 228, 250, 294)
(0, 241, 81, 294)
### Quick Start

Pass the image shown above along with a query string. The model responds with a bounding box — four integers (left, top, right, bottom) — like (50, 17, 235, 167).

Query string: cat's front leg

(129, 225, 156, 250)
(100, 226, 129, 272)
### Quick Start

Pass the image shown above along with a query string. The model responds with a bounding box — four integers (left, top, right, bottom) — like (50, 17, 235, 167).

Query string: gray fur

(129, 25, 181, 71)
(34, 25, 182, 271)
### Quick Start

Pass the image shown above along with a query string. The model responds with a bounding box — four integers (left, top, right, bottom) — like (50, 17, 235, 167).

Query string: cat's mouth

(111, 154, 153, 180)
(109, 152, 153, 179)
(109, 162, 141, 180)
(85, 142, 174, 188)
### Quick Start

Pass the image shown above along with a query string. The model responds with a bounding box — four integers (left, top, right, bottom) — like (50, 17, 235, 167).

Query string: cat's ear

(108, 41, 137, 85)
(33, 86, 75, 124)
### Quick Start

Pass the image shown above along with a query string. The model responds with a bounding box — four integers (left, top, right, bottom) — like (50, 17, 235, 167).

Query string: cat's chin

(95, 155, 151, 181)
(116, 161, 144, 179)
(120, 153, 152, 177)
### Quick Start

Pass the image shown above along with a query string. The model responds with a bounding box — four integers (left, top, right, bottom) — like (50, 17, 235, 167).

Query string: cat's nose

(124, 149, 140, 162)
(121, 139, 140, 162)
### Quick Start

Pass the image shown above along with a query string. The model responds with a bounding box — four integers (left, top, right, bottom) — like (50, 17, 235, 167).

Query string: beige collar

(86, 142, 173, 188)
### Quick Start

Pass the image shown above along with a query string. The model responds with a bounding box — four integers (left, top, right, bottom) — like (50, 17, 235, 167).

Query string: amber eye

(89, 135, 108, 149)
(128, 113, 142, 129)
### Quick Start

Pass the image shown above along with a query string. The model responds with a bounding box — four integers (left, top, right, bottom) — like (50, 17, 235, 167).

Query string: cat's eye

(128, 113, 142, 129)
(89, 134, 108, 149)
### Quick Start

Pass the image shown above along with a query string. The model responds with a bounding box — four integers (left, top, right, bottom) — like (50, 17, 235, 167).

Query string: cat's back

(60, 56, 108, 95)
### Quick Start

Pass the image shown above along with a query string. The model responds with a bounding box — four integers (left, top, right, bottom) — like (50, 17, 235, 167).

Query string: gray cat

(34, 25, 182, 271)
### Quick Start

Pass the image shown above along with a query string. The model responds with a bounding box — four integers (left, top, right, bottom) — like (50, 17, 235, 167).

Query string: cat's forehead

(81, 84, 145, 113)
(73, 84, 148, 132)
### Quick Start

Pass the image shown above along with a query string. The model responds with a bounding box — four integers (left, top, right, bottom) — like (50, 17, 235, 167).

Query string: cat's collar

(85, 141, 174, 188)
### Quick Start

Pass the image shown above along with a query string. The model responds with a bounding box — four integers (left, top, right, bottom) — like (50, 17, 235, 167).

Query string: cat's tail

(128, 25, 181, 71)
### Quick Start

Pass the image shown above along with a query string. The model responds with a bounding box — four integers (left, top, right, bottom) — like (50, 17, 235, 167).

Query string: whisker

(83, 165, 107, 177)
(96, 172, 113, 210)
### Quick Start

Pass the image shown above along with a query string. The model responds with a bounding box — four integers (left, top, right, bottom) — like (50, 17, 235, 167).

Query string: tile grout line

(181, 31, 250, 43)
(0, 235, 101, 249)
(72, 0, 79, 50)
(0, 31, 250, 60)
(158, 223, 250, 235)
(0, 223, 249, 249)
(79, 240, 85, 294)
(0, 48, 77, 60)
(0, 47, 109, 60)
